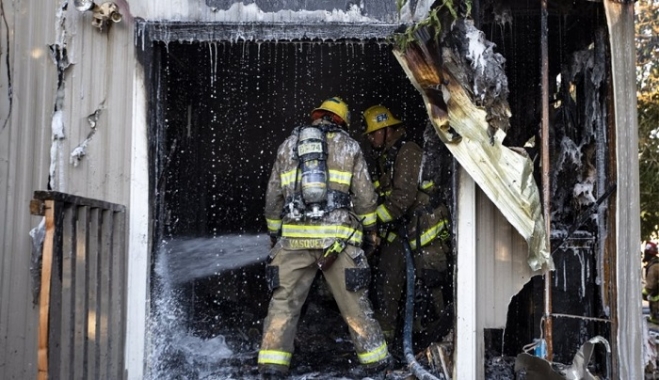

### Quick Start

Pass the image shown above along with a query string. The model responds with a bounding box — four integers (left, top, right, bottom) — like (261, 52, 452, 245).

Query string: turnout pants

(370, 237, 447, 338)
(258, 242, 389, 370)
(651, 300, 659, 324)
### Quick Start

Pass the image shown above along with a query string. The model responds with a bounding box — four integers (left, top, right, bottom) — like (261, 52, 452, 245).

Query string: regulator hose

(400, 225, 443, 380)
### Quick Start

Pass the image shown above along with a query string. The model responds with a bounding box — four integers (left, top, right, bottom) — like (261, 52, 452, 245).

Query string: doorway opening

(144, 34, 456, 378)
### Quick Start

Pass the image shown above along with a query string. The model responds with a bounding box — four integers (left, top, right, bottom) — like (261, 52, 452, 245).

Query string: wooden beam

(37, 200, 56, 380)
(540, 0, 553, 361)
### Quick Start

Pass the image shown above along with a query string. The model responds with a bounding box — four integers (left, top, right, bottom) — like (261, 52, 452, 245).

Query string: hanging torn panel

(393, 18, 553, 272)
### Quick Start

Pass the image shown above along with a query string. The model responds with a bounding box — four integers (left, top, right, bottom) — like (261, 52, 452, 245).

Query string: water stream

(147, 234, 269, 379)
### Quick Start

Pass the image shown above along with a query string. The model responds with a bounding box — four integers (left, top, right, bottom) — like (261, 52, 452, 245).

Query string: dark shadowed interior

(159, 40, 433, 237)
(152, 38, 456, 376)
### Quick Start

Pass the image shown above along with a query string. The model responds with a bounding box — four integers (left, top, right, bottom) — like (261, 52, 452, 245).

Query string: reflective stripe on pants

(259, 244, 388, 368)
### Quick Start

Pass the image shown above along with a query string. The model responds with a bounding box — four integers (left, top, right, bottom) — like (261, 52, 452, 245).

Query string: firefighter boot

(381, 330, 404, 367)
(349, 355, 394, 379)
(259, 363, 288, 379)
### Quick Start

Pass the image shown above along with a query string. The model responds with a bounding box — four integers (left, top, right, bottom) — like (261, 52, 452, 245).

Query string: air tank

(297, 126, 328, 217)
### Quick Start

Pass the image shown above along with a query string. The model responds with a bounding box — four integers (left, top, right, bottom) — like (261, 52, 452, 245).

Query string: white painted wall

(455, 167, 539, 380)
(455, 168, 481, 379)
(126, 61, 150, 380)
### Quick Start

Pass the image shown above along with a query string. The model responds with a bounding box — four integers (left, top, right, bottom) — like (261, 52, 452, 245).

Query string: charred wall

(478, 0, 613, 371)
(479, 0, 606, 148)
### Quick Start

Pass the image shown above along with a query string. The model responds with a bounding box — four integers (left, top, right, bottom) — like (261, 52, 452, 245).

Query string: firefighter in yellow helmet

(258, 97, 391, 378)
(362, 105, 451, 354)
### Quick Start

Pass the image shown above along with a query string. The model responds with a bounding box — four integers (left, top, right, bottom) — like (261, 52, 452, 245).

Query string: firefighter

(643, 241, 659, 324)
(258, 97, 390, 379)
(362, 105, 451, 352)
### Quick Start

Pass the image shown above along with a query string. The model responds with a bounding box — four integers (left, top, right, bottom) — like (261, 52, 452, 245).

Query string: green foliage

(637, 0, 659, 240)
(636, 0, 659, 91)
(393, 0, 472, 51)
(638, 89, 659, 240)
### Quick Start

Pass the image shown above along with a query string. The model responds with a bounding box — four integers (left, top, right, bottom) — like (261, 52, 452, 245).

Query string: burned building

(0, 0, 643, 379)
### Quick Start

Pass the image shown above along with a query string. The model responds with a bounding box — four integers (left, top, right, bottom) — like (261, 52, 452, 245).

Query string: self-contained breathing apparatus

(297, 126, 328, 219)
(285, 124, 352, 221)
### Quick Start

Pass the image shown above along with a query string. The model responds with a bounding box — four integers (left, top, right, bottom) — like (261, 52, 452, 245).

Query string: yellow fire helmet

(311, 97, 351, 127)
(362, 105, 402, 134)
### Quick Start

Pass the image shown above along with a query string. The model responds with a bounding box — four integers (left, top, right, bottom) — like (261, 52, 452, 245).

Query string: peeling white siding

(54, 7, 134, 201)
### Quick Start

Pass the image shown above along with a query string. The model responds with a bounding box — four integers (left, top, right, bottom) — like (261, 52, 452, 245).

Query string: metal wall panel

(0, 1, 57, 378)
(53, 9, 134, 203)
(0, 1, 136, 378)
(476, 186, 538, 329)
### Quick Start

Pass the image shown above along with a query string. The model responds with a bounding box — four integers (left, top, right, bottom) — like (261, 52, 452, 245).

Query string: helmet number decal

(376, 113, 389, 123)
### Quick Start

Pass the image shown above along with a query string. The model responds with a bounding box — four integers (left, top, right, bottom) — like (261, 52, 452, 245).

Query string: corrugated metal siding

(0, 1, 58, 378)
(476, 186, 537, 328)
(56, 10, 134, 202)
(0, 1, 135, 378)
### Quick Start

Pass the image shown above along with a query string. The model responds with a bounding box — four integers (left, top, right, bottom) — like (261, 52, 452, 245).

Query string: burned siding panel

(203, 0, 400, 21)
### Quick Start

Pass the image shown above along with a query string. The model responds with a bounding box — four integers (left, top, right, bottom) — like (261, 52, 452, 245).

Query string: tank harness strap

(284, 189, 351, 218)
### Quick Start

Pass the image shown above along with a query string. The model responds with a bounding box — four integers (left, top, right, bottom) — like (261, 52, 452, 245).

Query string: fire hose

(399, 223, 444, 380)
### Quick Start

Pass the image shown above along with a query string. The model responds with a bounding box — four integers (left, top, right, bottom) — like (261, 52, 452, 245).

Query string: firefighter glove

(363, 228, 380, 257)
